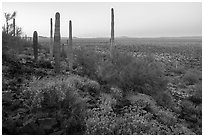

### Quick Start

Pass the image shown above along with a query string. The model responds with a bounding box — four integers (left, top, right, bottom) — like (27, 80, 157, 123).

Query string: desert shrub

(24, 75, 90, 134)
(170, 66, 186, 74)
(99, 52, 167, 92)
(2, 32, 31, 54)
(153, 91, 175, 109)
(118, 56, 167, 95)
(125, 93, 158, 113)
(188, 83, 202, 105)
(183, 69, 201, 85)
(74, 48, 169, 107)
(73, 47, 102, 80)
(180, 84, 202, 134)
(97, 50, 134, 86)
(97, 51, 169, 107)
(73, 48, 167, 98)
(37, 58, 53, 69)
(180, 99, 202, 134)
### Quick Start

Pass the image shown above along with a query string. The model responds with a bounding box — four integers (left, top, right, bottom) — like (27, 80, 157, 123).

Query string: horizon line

(36, 35, 202, 39)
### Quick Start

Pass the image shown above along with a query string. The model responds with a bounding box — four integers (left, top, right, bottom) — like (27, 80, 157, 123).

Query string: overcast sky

(2, 2, 202, 38)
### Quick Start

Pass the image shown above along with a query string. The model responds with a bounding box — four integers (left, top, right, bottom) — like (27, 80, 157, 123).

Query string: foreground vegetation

(2, 33, 202, 134)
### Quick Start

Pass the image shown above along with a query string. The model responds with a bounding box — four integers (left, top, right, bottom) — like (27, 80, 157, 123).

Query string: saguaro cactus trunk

(33, 31, 38, 61)
(13, 18, 15, 36)
(54, 12, 61, 73)
(110, 8, 114, 56)
(50, 18, 53, 57)
(68, 20, 73, 71)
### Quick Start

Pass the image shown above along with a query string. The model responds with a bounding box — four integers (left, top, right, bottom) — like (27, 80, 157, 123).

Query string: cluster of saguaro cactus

(13, 18, 15, 36)
(33, 31, 38, 61)
(68, 20, 73, 71)
(110, 8, 114, 56)
(47, 8, 115, 73)
(50, 18, 53, 57)
(54, 12, 61, 73)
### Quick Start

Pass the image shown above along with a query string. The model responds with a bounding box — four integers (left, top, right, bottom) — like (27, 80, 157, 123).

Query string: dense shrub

(74, 48, 169, 107)
(24, 75, 91, 134)
(180, 98, 202, 134)
(98, 50, 167, 93)
(182, 69, 201, 85)
(73, 47, 102, 80)
(2, 32, 31, 54)
(188, 83, 202, 105)
(179, 83, 202, 134)
(98, 50, 169, 106)
(170, 66, 186, 75)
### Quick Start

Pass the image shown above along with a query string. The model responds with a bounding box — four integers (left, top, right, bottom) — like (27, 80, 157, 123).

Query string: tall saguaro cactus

(50, 18, 53, 57)
(33, 31, 38, 61)
(54, 12, 61, 73)
(110, 8, 114, 56)
(68, 20, 73, 71)
(13, 18, 15, 36)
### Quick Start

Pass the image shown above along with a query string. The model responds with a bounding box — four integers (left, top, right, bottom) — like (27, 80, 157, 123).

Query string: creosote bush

(179, 82, 202, 134)
(24, 75, 90, 134)
(170, 66, 186, 75)
(182, 69, 201, 85)
(73, 48, 169, 107)
(188, 83, 202, 104)
(73, 47, 102, 80)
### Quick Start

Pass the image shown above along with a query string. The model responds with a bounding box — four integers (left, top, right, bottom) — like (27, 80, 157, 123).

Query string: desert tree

(4, 11, 16, 35)
(16, 26, 22, 37)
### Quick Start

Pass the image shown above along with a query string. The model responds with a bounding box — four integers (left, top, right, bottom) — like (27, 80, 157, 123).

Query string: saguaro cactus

(33, 31, 38, 61)
(68, 20, 73, 71)
(50, 18, 53, 57)
(13, 18, 15, 36)
(110, 8, 114, 56)
(54, 12, 61, 73)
